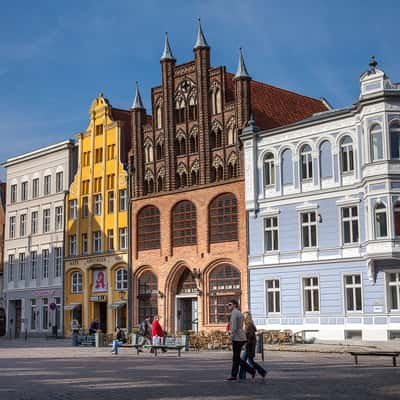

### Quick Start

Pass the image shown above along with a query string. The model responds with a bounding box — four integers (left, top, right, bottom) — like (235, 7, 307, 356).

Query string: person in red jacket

(151, 315, 164, 346)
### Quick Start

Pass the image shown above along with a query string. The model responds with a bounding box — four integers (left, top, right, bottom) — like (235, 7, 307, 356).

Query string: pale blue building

(242, 59, 400, 341)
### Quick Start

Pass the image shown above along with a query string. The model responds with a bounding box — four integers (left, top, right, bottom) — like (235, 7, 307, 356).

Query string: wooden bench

(350, 351, 400, 367)
(115, 343, 144, 355)
(143, 344, 185, 357)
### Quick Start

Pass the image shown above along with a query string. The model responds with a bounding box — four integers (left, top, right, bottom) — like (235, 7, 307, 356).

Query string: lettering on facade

(35, 290, 56, 298)
(89, 295, 107, 302)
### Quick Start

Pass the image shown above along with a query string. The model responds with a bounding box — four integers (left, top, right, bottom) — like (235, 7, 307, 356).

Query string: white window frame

(9, 216, 16, 239)
(370, 124, 383, 161)
(344, 274, 363, 313)
(71, 272, 83, 293)
(43, 209, 51, 233)
(108, 229, 114, 251)
(69, 235, 77, 256)
(21, 181, 28, 201)
(265, 279, 281, 315)
(94, 194, 102, 216)
(115, 268, 128, 290)
(32, 178, 39, 198)
(300, 211, 317, 249)
(108, 191, 114, 214)
(82, 233, 88, 255)
(42, 249, 49, 279)
(31, 211, 38, 234)
(31, 251, 37, 280)
(387, 272, 400, 312)
(20, 214, 27, 237)
(18, 253, 25, 281)
(263, 153, 275, 187)
(302, 276, 320, 313)
(69, 200, 78, 220)
(44, 175, 51, 195)
(55, 206, 63, 231)
(30, 299, 38, 331)
(374, 203, 388, 239)
(8, 255, 15, 282)
(341, 205, 359, 245)
(93, 231, 102, 254)
(119, 228, 128, 250)
(300, 145, 313, 180)
(55, 247, 62, 278)
(56, 171, 63, 193)
(82, 197, 89, 218)
(10, 184, 17, 204)
(119, 189, 127, 211)
(340, 137, 354, 173)
(264, 216, 278, 252)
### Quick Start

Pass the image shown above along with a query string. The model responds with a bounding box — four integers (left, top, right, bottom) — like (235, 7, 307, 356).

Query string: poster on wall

(93, 270, 107, 292)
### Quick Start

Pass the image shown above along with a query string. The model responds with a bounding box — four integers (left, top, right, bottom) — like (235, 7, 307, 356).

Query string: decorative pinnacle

(369, 55, 378, 72)
(235, 48, 251, 79)
(131, 81, 144, 110)
(160, 32, 175, 61)
(194, 18, 209, 49)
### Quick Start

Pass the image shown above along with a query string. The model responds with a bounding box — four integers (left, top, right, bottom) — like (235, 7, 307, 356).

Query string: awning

(109, 301, 127, 309)
(64, 303, 81, 310)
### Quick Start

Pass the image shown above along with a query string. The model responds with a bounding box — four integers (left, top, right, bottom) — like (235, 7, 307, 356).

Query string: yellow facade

(64, 95, 129, 336)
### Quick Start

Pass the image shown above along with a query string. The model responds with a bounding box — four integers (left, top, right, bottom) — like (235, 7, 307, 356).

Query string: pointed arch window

(211, 86, 222, 115)
(210, 128, 222, 149)
(263, 153, 275, 186)
(209, 193, 238, 243)
(175, 134, 187, 156)
(211, 159, 224, 182)
(138, 271, 158, 323)
(156, 140, 165, 160)
(191, 169, 199, 185)
(300, 144, 313, 180)
(319, 141, 332, 178)
(176, 164, 188, 189)
(340, 136, 354, 173)
(157, 170, 165, 192)
(144, 142, 154, 163)
(390, 121, 400, 159)
(189, 131, 199, 153)
(227, 126, 236, 146)
(175, 98, 185, 124)
(188, 97, 197, 121)
(156, 104, 163, 129)
(227, 154, 238, 179)
(374, 202, 388, 239)
(137, 206, 160, 250)
(370, 124, 383, 161)
(172, 201, 197, 246)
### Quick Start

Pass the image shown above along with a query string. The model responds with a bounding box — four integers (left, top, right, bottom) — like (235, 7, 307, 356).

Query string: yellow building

(64, 94, 131, 336)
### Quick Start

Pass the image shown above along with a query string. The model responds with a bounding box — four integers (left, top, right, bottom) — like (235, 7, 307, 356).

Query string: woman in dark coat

(239, 312, 267, 380)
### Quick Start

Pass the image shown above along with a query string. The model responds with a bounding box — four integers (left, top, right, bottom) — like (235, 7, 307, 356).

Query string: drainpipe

(127, 161, 134, 332)
(62, 189, 68, 337)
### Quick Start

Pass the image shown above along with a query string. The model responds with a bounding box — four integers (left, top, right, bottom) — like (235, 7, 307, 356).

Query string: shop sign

(89, 295, 107, 302)
(35, 290, 56, 298)
(93, 269, 107, 292)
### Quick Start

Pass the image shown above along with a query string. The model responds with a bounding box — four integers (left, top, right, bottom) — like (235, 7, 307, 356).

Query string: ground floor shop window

(42, 298, 49, 330)
(209, 264, 240, 324)
(138, 271, 158, 323)
(72, 306, 82, 328)
(30, 299, 37, 330)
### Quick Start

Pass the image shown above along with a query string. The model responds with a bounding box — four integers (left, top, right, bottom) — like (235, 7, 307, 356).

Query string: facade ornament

(177, 162, 187, 175)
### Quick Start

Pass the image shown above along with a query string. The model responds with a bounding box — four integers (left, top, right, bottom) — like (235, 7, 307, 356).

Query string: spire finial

(161, 32, 175, 61)
(369, 55, 378, 72)
(235, 47, 251, 79)
(131, 81, 144, 110)
(194, 18, 209, 49)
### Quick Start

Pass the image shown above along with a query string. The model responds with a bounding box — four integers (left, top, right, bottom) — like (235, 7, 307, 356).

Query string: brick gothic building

(129, 23, 327, 333)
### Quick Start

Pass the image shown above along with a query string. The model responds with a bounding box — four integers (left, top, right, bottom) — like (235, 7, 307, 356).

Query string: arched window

(394, 201, 400, 237)
(227, 126, 236, 146)
(176, 163, 188, 189)
(209, 264, 240, 323)
(227, 161, 238, 179)
(390, 121, 400, 159)
(281, 149, 293, 185)
(177, 268, 197, 294)
(188, 97, 197, 121)
(209, 193, 238, 243)
(137, 206, 160, 250)
(263, 153, 275, 186)
(340, 136, 354, 173)
(144, 142, 154, 163)
(71, 271, 82, 293)
(144, 178, 154, 195)
(300, 144, 313, 180)
(210, 128, 222, 149)
(172, 201, 197, 246)
(191, 168, 199, 186)
(211, 163, 224, 182)
(319, 141, 332, 178)
(211, 87, 221, 115)
(156, 105, 162, 129)
(375, 202, 388, 238)
(189, 132, 198, 153)
(175, 98, 185, 124)
(156, 141, 165, 160)
(157, 175, 164, 192)
(138, 271, 158, 323)
(175, 135, 186, 156)
(371, 124, 383, 161)
(115, 268, 128, 290)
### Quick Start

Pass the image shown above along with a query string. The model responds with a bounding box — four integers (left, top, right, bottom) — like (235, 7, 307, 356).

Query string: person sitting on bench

(111, 327, 124, 355)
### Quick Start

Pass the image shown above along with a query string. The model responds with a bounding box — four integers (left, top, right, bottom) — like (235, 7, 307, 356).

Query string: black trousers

(231, 341, 255, 378)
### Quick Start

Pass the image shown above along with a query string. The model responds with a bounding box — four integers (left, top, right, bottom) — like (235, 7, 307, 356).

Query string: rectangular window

(69, 235, 77, 256)
(56, 172, 63, 193)
(344, 274, 362, 312)
(108, 191, 114, 213)
(82, 233, 88, 255)
(18, 253, 25, 281)
(119, 189, 127, 211)
(10, 184, 17, 204)
(42, 298, 48, 330)
(303, 277, 319, 312)
(44, 175, 51, 195)
(342, 206, 359, 244)
(95, 148, 103, 163)
(30, 299, 37, 330)
(31, 211, 38, 234)
(81, 180, 90, 195)
(107, 144, 116, 160)
(94, 194, 102, 215)
(264, 217, 278, 251)
(42, 249, 49, 279)
(31, 251, 37, 280)
(21, 181, 28, 201)
(83, 151, 91, 167)
(301, 211, 317, 248)
(388, 272, 400, 311)
(82, 197, 89, 218)
(43, 209, 51, 233)
(119, 228, 127, 250)
(32, 178, 39, 198)
(93, 231, 102, 253)
(8, 255, 15, 282)
(106, 174, 115, 190)
(93, 177, 102, 193)
(95, 124, 103, 136)
(266, 279, 280, 314)
(55, 206, 63, 231)
(55, 247, 62, 278)
(108, 229, 114, 251)
(69, 199, 78, 220)
(20, 214, 27, 237)
(9, 216, 16, 238)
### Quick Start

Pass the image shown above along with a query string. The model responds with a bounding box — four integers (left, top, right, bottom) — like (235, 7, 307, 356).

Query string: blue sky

(0, 0, 398, 177)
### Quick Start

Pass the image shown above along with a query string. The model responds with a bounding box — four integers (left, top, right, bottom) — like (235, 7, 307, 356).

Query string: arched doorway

(175, 268, 198, 333)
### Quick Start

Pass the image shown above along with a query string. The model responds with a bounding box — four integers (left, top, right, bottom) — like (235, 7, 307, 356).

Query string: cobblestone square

(0, 340, 399, 399)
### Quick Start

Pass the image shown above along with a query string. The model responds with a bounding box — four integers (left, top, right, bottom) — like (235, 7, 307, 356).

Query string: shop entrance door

(175, 296, 198, 332)
(15, 300, 21, 338)
(97, 302, 107, 333)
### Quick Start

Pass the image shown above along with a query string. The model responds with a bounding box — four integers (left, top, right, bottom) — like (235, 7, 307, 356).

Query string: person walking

(225, 300, 255, 381)
(239, 312, 267, 380)
(151, 315, 164, 346)
(139, 315, 152, 345)
(111, 326, 124, 355)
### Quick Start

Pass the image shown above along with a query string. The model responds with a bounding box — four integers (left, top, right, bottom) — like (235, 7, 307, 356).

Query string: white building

(2, 140, 76, 337)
